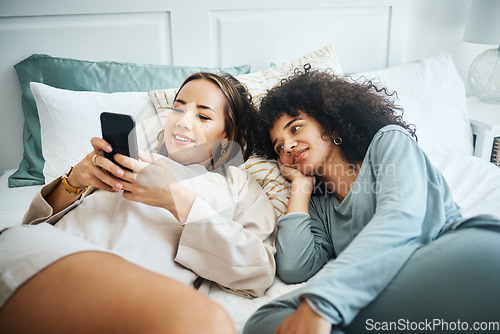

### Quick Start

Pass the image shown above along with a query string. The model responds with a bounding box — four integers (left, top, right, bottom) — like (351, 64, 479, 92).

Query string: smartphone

(100, 112, 138, 170)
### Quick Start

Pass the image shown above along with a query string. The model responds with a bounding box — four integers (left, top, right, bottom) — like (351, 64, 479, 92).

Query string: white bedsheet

(1, 155, 499, 333)
(0, 169, 42, 231)
(427, 154, 500, 221)
(208, 277, 304, 333)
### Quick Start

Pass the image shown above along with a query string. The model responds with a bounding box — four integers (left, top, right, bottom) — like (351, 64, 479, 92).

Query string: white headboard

(0, 0, 409, 175)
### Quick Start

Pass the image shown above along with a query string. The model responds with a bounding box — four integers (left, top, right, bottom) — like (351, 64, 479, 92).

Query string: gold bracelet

(61, 166, 89, 195)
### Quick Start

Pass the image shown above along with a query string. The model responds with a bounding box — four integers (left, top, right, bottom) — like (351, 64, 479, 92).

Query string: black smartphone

(100, 112, 139, 170)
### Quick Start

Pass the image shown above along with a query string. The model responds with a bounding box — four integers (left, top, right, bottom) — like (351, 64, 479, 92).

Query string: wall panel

(211, 7, 394, 73)
(0, 11, 172, 173)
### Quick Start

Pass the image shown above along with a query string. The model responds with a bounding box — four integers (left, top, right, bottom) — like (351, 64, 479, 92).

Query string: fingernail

(117, 169, 124, 177)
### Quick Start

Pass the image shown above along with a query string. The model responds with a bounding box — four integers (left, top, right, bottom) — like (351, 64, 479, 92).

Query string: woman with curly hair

(244, 65, 500, 334)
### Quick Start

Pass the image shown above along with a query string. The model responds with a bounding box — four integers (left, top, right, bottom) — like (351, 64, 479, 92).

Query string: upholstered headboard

(0, 0, 409, 175)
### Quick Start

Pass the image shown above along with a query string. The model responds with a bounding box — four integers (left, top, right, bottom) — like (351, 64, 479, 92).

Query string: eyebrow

(174, 99, 216, 113)
(272, 118, 301, 148)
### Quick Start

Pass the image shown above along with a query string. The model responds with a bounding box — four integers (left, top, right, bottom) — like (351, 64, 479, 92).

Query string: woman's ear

(320, 130, 335, 141)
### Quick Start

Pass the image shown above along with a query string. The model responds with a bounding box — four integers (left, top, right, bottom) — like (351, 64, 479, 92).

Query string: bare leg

(0, 251, 235, 334)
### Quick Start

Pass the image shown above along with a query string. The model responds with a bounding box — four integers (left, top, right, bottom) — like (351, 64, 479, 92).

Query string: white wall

(0, 0, 495, 175)
(407, 0, 496, 95)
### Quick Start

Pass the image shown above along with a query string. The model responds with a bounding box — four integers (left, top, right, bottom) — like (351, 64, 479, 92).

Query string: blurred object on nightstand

(463, 0, 500, 104)
(492, 137, 500, 166)
(467, 97, 500, 166)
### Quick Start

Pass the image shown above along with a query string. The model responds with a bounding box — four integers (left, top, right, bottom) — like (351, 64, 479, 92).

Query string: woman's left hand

(114, 152, 195, 224)
(275, 301, 331, 334)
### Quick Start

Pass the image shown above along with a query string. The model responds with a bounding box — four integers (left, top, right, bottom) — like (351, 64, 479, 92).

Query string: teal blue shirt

(275, 125, 465, 326)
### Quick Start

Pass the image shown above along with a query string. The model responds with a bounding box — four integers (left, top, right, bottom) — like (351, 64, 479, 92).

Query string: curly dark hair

(254, 64, 417, 164)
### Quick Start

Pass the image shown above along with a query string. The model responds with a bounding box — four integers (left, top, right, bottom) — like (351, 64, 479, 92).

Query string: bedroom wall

(0, 0, 495, 176)
(406, 0, 496, 95)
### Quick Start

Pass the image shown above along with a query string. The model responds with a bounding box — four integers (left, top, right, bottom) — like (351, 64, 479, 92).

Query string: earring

(220, 141, 227, 157)
(333, 136, 343, 146)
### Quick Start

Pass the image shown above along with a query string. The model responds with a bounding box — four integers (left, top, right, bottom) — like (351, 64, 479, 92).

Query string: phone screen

(100, 112, 139, 168)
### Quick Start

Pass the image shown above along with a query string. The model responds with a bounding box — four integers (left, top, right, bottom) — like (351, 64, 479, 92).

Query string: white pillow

(354, 53, 473, 156)
(148, 45, 344, 219)
(30, 82, 162, 182)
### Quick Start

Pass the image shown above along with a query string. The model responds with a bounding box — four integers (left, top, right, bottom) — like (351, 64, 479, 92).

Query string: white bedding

(427, 153, 500, 221)
(208, 277, 304, 332)
(0, 169, 42, 231)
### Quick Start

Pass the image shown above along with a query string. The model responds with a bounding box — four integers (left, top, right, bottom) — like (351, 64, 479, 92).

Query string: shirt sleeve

(274, 202, 335, 283)
(174, 168, 277, 298)
(22, 177, 88, 226)
(299, 129, 437, 326)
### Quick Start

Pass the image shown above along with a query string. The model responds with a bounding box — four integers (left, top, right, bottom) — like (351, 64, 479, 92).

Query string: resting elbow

(276, 261, 309, 284)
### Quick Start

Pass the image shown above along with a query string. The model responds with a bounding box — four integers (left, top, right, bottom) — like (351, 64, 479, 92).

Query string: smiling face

(163, 79, 228, 166)
(269, 112, 336, 176)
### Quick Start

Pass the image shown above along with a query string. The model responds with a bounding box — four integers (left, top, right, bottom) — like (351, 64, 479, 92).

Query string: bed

(1, 0, 500, 332)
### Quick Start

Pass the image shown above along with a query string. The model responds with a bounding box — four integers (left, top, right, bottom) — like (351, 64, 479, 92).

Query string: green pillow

(9, 54, 250, 187)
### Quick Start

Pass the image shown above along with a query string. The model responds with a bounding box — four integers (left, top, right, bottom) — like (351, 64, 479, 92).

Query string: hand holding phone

(100, 112, 139, 170)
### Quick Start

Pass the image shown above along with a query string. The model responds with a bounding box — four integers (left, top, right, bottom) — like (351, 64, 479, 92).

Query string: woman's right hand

(45, 137, 127, 214)
(277, 159, 314, 190)
(69, 137, 126, 193)
(278, 159, 314, 214)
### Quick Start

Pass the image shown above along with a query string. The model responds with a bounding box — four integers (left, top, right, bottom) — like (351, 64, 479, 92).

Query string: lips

(173, 133, 195, 145)
(293, 149, 307, 164)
